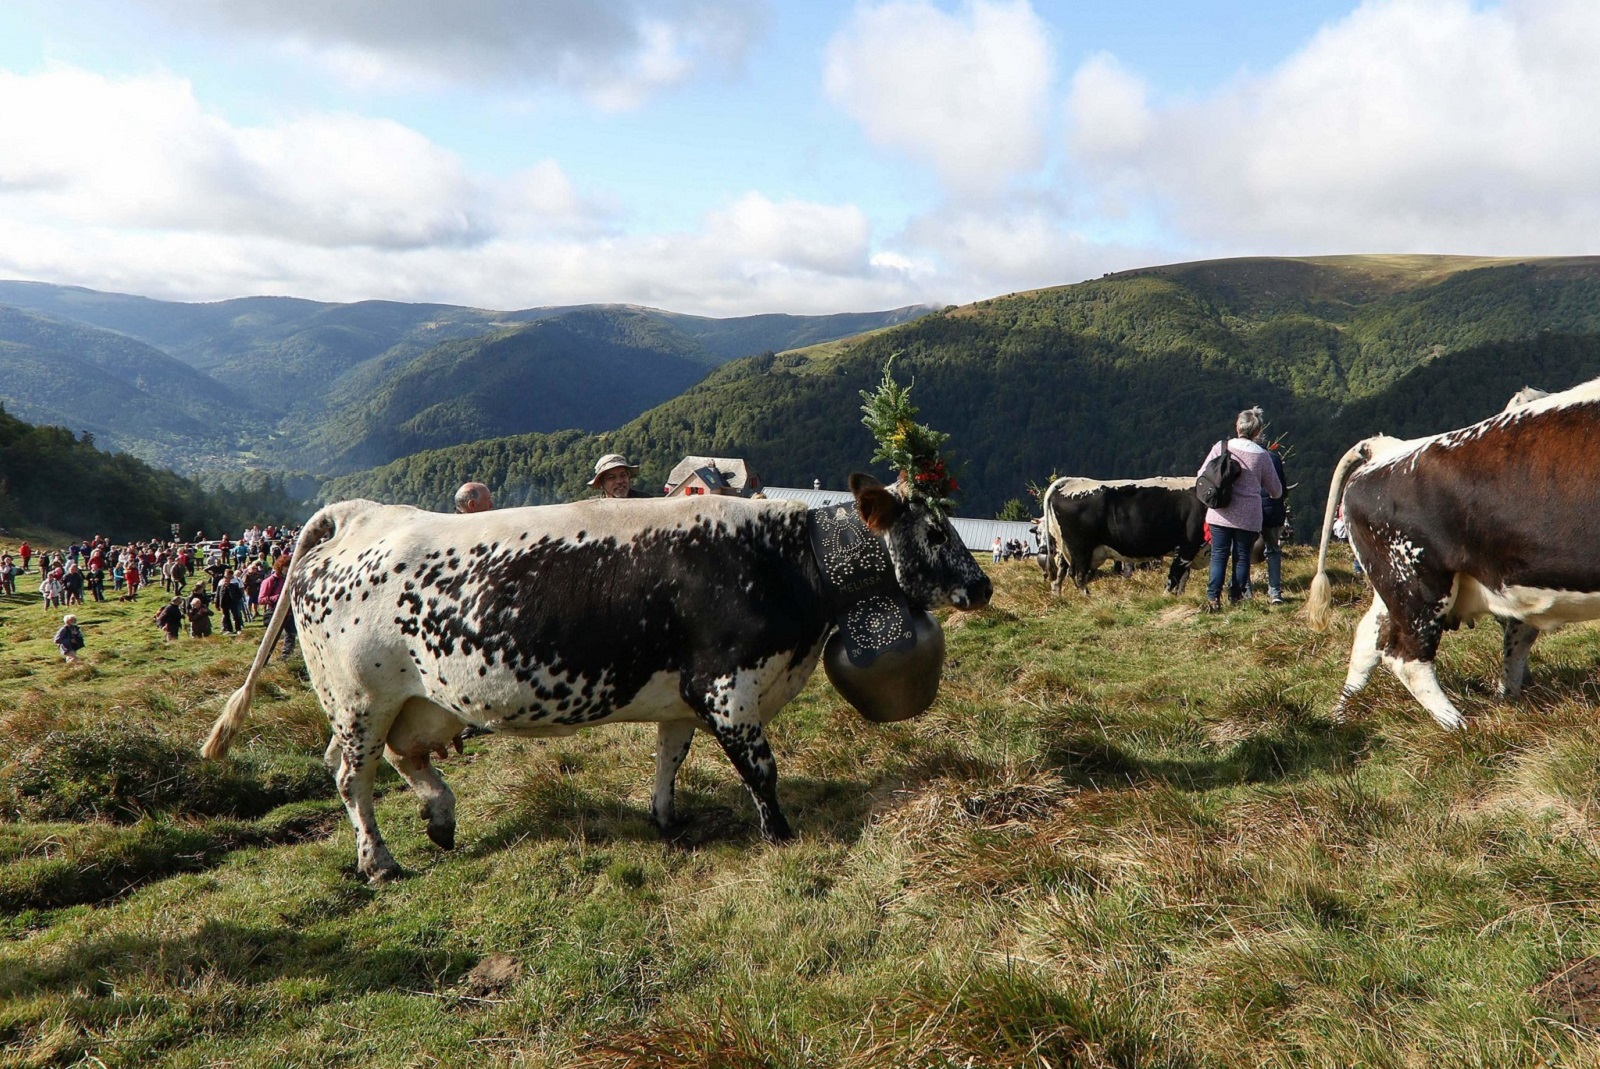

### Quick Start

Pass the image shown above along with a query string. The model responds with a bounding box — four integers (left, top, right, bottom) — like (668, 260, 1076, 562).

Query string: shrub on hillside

(0, 726, 329, 823)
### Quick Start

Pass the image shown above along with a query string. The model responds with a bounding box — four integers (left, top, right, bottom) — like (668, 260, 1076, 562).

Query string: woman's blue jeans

(1207, 525, 1258, 602)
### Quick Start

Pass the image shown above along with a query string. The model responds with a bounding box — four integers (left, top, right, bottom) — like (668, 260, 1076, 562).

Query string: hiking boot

(1202, 598, 1222, 614)
(1269, 591, 1284, 605)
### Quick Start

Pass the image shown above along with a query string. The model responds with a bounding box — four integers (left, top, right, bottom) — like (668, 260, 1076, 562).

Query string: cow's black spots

(264, 492, 986, 877)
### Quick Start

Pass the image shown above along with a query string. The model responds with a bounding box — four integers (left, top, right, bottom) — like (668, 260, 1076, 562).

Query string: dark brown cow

(1307, 379, 1600, 728)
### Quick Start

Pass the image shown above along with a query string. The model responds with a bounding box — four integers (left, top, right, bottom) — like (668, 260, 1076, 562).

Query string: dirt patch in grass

(1537, 956, 1600, 1030)
(460, 952, 522, 998)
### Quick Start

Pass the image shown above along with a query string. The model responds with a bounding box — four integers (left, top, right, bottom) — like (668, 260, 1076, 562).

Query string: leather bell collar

(806, 503, 918, 668)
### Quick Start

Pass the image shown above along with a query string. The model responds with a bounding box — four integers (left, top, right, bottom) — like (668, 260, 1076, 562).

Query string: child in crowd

(53, 614, 85, 663)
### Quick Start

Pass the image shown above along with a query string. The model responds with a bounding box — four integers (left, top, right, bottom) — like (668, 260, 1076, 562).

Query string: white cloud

(1065, 0, 1600, 253)
(824, 0, 1055, 197)
(131, 0, 764, 109)
(0, 67, 497, 248)
(1066, 53, 1152, 162)
(897, 201, 1158, 298)
(707, 193, 872, 276)
(0, 67, 931, 315)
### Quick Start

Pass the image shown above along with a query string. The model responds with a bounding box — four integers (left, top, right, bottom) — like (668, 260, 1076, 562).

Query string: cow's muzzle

(950, 576, 993, 610)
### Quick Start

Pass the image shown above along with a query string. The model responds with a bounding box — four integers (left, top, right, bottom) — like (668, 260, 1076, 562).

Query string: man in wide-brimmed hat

(590, 454, 651, 499)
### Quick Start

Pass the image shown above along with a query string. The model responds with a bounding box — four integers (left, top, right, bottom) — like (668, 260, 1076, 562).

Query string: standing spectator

(86, 561, 105, 602)
(257, 554, 296, 658)
(124, 562, 142, 600)
(187, 594, 214, 638)
(1257, 435, 1289, 605)
(1197, 407, 1283, 612)
(154, 597, 184, 643)
(40, 570, 65, 609)
(62, 564, 85, 605)
(0, 554, 14, 595)
(53, 614, 85, 663)
(18, 541, 30, 573)
(242, 561, 265, 621)
(217, 568, 246, 635)
(991, 536, 1003, 564)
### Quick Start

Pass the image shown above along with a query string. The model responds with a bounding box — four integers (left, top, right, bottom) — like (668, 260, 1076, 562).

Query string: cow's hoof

(761, 817, 796, 843)
(427, 823, 457, 851)
(365, 863, 404, 886)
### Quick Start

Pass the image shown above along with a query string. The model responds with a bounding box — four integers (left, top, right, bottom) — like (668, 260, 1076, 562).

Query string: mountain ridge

(0, 280, 931, 474)
(319, 255, 1600, 533)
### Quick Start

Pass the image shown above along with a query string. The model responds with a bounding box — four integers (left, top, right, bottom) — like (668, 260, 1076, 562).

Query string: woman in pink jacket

(1197, 407, 1283, 612)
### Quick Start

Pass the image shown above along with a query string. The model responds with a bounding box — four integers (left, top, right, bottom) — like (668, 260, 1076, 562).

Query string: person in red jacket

(18, 542, 30, 573)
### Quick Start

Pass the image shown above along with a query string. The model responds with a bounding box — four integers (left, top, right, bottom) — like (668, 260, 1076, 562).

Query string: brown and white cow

(203, 477, 991, 883)
(1307, 378, 1600, 729)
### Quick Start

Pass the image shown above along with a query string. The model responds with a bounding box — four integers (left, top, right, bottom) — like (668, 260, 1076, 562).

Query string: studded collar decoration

(806, 503, 917, 668)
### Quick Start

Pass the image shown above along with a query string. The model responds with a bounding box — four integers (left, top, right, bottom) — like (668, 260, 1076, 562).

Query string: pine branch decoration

(860, 360, 959, 515)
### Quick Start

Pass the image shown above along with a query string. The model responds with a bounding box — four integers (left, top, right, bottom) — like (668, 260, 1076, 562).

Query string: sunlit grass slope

(4, 548, 1600, 1067)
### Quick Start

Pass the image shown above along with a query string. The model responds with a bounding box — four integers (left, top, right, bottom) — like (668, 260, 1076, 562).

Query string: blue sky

(0, 1, 1595, 315)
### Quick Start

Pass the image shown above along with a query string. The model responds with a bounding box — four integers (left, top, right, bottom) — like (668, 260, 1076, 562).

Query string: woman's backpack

(1195, 440, 1244, 509)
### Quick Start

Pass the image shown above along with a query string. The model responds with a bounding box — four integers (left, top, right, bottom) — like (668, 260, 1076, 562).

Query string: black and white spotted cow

(1307, 378, 1600, 729)
(203, 475, 992, 883)
(1039, 476, 1207, 595)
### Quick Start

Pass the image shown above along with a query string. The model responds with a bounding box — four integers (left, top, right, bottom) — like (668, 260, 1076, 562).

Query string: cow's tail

(1306, 440, 1378, 631)
(1039, 478, 1065, 591)
(202, 506, 340, 759)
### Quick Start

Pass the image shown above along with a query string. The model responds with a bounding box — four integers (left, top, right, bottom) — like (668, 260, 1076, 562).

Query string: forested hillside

(0, 404, 299, 539)
(0, 307, 262, 463)
(288, 311, 716, 471)
(323, 257, 1600, 533)
(0, 281, 929, 476)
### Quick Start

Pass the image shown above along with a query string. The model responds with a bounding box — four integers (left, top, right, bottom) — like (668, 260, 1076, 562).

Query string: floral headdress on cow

(860, 360, 959, 516)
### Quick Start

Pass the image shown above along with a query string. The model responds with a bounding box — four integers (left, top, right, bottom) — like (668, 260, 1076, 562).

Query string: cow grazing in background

(203, 477, 991, 883)
(1040, 477, 1208, 595)
(1504, 386, 1550, 411)
(1307, 378, 1600, 729)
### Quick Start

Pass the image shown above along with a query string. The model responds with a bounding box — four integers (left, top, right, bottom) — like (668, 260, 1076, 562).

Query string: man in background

(590, 454, 651, 499)
(454, 482, 495, 513)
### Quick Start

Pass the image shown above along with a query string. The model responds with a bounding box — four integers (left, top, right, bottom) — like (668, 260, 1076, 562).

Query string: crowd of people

(0, 523, 303, 659)
(990, 537, 1035, 563)
(4, 450, 657, 666)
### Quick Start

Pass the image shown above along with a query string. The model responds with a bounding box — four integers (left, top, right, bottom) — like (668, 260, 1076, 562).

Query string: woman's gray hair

(1235, 407, 1266, 440)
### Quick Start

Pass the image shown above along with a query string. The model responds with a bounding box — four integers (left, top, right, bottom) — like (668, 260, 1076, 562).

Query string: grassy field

(4, 547, 1600, 1067)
